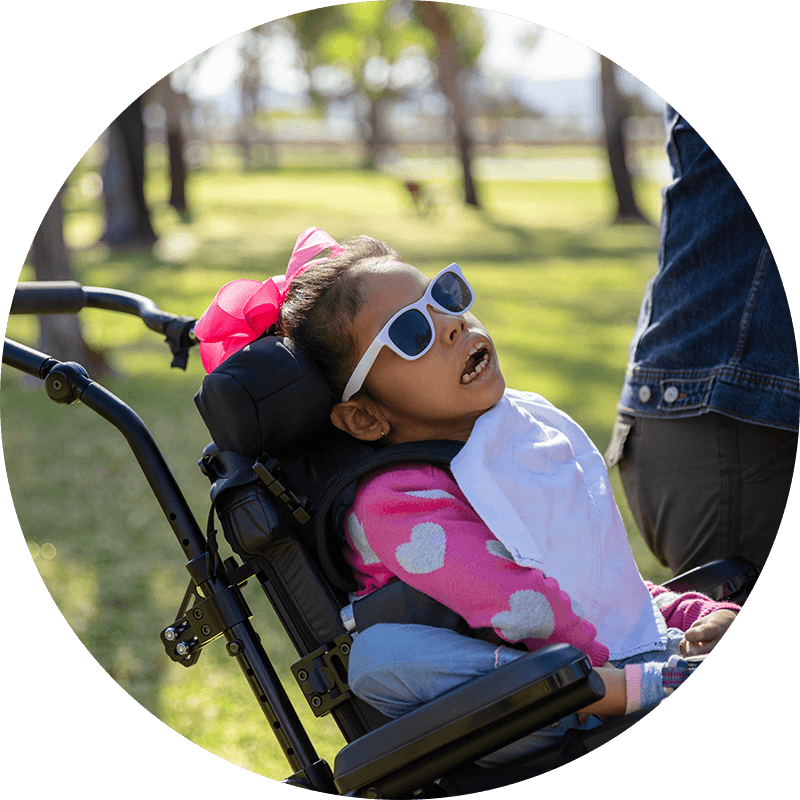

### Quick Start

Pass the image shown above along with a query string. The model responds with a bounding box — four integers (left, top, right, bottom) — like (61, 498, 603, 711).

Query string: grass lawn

(1, 149, 670, 781)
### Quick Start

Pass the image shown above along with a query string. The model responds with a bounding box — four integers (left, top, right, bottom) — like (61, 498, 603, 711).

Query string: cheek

(371, 357, 443, 410)
(367, 351, 417, 398)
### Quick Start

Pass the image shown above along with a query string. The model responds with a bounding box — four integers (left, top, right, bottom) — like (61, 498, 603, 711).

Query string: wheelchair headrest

(194, 335, 334, 459)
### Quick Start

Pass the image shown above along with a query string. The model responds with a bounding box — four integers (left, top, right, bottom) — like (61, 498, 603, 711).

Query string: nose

(434, 310, 467, 345)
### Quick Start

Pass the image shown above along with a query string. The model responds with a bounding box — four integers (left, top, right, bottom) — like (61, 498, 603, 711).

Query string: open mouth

(461, 341, 492, 385)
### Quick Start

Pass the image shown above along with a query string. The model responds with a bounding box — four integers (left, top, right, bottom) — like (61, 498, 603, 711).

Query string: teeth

(461, 346, 491, 384)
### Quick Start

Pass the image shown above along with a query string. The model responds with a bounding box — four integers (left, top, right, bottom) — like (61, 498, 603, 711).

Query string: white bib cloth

(451, 389, 666, 660)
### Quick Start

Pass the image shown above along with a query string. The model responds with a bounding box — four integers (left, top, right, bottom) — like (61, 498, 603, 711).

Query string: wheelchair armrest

(662, 556, 759, 605)
(333, 643, 604, 798)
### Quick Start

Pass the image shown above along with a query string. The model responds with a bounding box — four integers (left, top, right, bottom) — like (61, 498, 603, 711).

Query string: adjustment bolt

(164, 627, 177, 641)
(228, 641, 242, 655)
(176, 641, 194, 656)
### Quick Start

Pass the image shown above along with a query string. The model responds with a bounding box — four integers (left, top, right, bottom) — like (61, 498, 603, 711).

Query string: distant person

(605, 105, 799, 576)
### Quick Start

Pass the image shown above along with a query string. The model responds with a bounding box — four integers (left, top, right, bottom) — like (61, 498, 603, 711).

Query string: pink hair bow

(195, 227, 344, 373)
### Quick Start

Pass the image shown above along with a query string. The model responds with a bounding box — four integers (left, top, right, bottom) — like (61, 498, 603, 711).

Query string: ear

(330, 400, 387, 442)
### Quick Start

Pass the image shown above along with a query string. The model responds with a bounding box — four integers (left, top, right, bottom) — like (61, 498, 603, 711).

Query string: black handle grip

(10, 281, 87, 315)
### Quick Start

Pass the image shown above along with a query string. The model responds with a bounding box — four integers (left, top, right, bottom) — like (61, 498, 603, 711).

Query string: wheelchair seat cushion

(194, 335, 334, 458)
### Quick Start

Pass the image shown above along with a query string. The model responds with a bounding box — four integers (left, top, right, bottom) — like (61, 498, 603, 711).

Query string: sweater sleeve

(345, 464, 610, 667)
(646, 581, 741, 631)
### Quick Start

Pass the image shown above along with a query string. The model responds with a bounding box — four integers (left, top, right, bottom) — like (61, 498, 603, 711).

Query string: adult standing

(606, 105, 799, 576)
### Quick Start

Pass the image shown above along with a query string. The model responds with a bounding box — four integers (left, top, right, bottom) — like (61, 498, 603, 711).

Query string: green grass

(1, 148, 670, 781)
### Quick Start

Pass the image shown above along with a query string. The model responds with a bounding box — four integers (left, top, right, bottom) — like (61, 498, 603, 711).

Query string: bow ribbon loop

(195, 227, 342, 373)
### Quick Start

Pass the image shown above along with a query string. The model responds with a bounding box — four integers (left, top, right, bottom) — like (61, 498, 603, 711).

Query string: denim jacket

(618, 107, 799, 432)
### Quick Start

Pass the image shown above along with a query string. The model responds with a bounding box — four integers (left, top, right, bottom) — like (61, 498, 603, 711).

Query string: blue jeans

(348, 623, 682, 765)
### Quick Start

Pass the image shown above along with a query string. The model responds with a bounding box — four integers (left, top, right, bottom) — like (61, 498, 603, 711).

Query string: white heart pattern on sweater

(395, 522, 447, 574)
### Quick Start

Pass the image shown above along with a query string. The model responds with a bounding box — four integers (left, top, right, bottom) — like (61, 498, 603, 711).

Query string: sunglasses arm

(341, 337, 385, 402)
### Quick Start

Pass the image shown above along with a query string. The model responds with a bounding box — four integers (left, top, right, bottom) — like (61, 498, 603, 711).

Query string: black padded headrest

(194, 336, 334, 459)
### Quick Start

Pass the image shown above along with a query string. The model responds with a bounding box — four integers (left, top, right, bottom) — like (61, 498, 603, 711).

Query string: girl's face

(345, 261, 505, 443)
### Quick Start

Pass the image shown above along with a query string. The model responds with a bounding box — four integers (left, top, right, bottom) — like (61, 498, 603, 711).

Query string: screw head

(193, 608, 203, 619)
(176, 638, 198, 657)
(297, 669, 309, 681)
(311, 696, 322, 708)
(164, 627, 177, 641)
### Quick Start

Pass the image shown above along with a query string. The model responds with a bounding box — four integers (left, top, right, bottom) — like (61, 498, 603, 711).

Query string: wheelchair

(4, 281, 759, 797)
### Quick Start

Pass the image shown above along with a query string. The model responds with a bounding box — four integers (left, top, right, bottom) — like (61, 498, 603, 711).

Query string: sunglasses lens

(431, 271, 472, 312)
(388, 308, 433, 356)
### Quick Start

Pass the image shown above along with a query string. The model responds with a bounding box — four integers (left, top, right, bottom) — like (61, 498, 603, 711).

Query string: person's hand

(679, 609, 738, 656)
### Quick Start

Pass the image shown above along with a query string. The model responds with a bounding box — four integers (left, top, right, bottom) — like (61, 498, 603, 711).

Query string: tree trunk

(600, 56, 646, 223)
(157, 76, 189, 214)
(415, 1, 480, 208)
(167, 128, 187, 213)
(100, 96, 158, 249)
(28, 185, 112, 376)
(362, 95, 391, 170)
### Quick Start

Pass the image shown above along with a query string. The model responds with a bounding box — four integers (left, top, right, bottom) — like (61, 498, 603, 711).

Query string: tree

(100, 95, 158, 250)
(155, 75, 190, 215)
(599, 55, 647, 223)
(290, 1, 486, 204)
(291, 2, 437, 170)
(28, 185, 111, 376)
(414, 1, 485, 208)
(236, 24, 284, 169)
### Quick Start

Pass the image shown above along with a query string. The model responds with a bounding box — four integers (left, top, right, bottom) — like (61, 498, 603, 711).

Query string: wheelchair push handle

(10, 280, 87, 315)
(9, 280, 199, 369)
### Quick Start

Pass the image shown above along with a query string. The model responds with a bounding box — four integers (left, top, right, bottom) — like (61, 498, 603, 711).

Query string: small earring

(381, 428, 388, 437)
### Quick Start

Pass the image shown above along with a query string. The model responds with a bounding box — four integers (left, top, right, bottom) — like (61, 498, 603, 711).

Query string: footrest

(333, 643, 604, 798)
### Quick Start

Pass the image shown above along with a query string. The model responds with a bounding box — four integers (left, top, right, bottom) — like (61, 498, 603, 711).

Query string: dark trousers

(609, 412, 797, 575)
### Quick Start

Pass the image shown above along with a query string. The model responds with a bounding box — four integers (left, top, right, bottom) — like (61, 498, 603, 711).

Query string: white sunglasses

(341, 263, 474, 402)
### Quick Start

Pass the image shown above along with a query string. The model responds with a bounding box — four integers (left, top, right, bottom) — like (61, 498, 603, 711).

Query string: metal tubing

(79, 380, 209, 561)
(2, 339, 56, 379)
(3, 338, 326, 780)
(8, 281, 189, 335)
(224, 621, 326, 780)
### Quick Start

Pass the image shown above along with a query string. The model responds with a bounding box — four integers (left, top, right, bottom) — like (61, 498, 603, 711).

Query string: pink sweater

(344, 464, 740, 667)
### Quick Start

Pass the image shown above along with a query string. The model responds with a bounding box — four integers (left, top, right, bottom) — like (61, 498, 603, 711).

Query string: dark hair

(278, 235, 403, 400)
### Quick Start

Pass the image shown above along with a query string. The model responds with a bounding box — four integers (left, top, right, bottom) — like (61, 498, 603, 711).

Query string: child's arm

(646, 581, 740, 655)
(679, 609, 737, 655)
(349, 464, 611, 666)
(646, 581, 740, 628)
(580, 666, 627, 718)
(580, 661, 684, 719)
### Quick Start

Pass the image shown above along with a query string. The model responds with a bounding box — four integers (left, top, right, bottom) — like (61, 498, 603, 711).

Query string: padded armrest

(333, 643, 604, 798)
(663, 556, 759, 604)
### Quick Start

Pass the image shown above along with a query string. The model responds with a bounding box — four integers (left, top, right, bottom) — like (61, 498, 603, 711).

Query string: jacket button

(638, 385, 652, 403)
(663, 386, 679, 403)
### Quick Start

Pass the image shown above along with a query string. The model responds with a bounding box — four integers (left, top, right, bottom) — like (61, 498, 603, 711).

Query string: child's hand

(679, 609, 738, 656)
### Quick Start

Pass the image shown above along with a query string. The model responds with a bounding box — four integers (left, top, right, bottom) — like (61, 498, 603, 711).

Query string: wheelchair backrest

(194, 334, 476, 743)
(195, 335, 389, 740)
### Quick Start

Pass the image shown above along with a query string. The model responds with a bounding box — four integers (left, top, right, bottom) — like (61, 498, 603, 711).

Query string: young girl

(197, 228, 740, 756)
